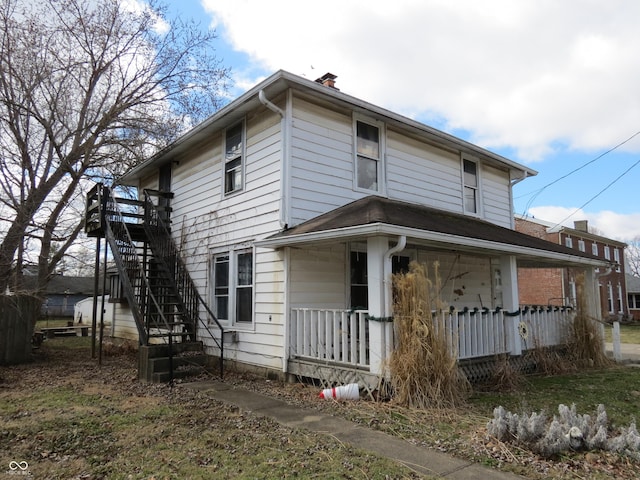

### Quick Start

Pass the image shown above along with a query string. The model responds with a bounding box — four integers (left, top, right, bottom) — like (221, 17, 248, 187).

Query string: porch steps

(139, 341, 210, 383)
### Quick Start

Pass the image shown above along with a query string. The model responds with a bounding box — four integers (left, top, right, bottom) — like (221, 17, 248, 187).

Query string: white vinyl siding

(289, 245, 347, 309)
(288, 96, 516, 229)
(416, 251, 493, 309)
(168, 106, 284, 364)
(481, 164, 512, 228)
(289, 98, 354, 224)
(386, 130, 462, 212)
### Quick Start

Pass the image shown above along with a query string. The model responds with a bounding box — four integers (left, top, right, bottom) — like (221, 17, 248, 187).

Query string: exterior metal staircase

(85, 183, 223, 382)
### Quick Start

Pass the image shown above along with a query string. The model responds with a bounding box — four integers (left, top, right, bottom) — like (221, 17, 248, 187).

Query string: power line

(517, 129, 640, 214)
(549, 157, 640, 229)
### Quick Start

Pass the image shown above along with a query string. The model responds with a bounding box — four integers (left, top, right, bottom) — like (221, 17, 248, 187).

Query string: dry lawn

(2, 336, 640, 480)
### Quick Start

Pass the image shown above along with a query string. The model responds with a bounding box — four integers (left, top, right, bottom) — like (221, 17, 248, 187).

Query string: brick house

(516, 216, 628, 320)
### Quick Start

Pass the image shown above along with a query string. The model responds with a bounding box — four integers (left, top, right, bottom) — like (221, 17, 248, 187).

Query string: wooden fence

(0, 295, 41, 365)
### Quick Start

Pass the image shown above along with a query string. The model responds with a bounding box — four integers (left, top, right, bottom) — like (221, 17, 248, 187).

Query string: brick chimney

(315, 72, 338, 90)
(574, 220, 589, 232)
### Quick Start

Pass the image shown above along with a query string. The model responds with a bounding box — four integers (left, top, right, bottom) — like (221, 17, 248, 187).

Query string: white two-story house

(94, 70, 610, 384)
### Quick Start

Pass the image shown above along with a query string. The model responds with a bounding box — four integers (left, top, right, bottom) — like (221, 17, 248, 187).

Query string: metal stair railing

(142, 189, 224, 378)
(101, 186, 174, 346)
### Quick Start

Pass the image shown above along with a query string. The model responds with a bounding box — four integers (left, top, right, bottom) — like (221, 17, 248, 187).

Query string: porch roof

(257, 196, 611, 269)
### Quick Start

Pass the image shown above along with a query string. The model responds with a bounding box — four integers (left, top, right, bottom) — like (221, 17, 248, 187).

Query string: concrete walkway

(606, 342, 640, 363)
(185, 380, 525, 479)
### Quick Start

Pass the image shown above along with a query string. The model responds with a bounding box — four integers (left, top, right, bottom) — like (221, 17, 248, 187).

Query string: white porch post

(367, 237, 388, 375)
(582, 267, 602, 321)
(500, 255, 522, 355)
(583, 267, 605, 350)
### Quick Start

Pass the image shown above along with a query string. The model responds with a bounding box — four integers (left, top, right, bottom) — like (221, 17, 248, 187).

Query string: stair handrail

(102, 186, 175, 345)
(142, 189, 224, 375)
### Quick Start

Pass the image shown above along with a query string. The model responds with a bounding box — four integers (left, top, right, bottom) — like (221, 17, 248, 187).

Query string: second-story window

(592, 243, 598, 256)
(224, 122, 244, 195)
(578, 239, 585, 252)
(463, 158, 478, 214)
(614, 248, 621, 271)
(604, 245, 611, 260)
(356, 120, 381, 191)
(565, 236, 573, 248)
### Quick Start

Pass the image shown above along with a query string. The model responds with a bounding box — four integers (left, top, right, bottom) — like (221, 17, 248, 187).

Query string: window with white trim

(592, 243, 598, 256)
(211, 249, 253, 325)
(355, 120, 382, 191)
(617, 283, 624, 312)
(349, 250, 410, 310)
(614, 248, 621, 272)
(604, 245, 611, 261)
(607, 282, 614, 313)
(629, 293, 640, 309)
(578, 239, 585, 252)
(565, 236, 573, 248)
(224, 122, 244, 195)
(462, 157, 479, 214)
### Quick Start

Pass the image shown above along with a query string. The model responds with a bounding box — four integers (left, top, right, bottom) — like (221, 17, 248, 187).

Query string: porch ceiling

(257, 196, 611, 269)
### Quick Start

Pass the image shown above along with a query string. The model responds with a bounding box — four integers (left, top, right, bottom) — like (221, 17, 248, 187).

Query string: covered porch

(258, 197, 609, 384)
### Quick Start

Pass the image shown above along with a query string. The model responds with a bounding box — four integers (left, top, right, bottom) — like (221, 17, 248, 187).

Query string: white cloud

(527, 206, 640, 243)
(201, 0, 640, 162)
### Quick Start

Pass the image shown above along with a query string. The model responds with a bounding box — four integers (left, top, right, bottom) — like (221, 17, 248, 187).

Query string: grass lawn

(604, 323, 640, 344)
(0, 337, 424, 480)
(35, 317, 76, 329)
(2, 336, 640, 479)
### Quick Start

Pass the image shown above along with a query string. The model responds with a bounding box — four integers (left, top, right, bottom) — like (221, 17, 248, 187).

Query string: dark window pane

(357, 122, 379, 159)
(237, 253, 252, 285)
(236, 287, 252, 322)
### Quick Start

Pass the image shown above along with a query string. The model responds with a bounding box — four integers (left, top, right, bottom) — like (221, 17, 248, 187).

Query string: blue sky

(162, 0, 640, 242)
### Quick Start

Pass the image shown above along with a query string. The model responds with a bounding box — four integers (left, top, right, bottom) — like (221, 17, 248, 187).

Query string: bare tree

(627, 236, 640, 277)
(0, 0, 229, 294)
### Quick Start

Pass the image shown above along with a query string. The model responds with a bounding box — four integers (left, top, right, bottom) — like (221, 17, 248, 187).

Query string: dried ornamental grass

(389, 261, 470, 409)
(568, 272, 611, 368)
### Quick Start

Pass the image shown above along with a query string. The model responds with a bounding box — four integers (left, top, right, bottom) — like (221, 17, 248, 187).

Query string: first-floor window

(617, 283, 624, 312)
(212, 250, 253, 325)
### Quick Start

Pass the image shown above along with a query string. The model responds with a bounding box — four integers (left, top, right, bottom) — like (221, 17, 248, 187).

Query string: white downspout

(383, 235, 407, 317)
(258, 89, 287, 229)
(258, 89, 284, 117)
(509, 170, 529, 229)
(259, 89, 291, 374)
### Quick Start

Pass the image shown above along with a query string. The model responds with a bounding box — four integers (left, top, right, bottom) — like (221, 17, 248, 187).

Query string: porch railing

(290, 309, 370, 368)
(519, 305, 574, 349)
(290, 306, 576, 370)
(435, 309, 510, 360)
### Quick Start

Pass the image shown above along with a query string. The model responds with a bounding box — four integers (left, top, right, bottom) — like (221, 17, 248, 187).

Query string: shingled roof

(261, 196, 608, 269)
